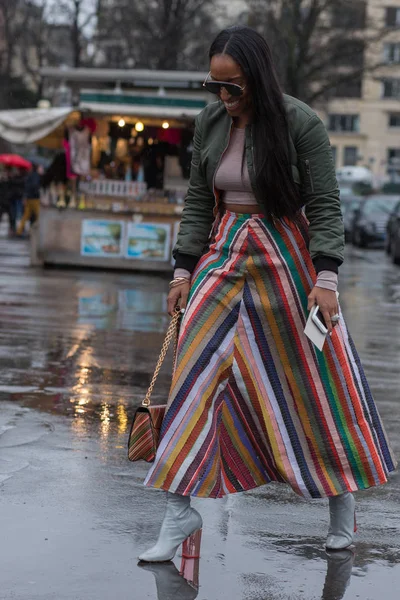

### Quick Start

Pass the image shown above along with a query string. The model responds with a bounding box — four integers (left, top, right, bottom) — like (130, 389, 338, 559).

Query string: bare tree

(96, 0, 217, 70)
(247, 0, 389, 105)
(0, 0, 27, 77)
(19, 1, 51, 97)
(55, 0, 100, 67)
(0, 0, 41, 108)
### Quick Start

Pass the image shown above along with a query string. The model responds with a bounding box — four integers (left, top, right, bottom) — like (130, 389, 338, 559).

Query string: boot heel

(181, 528, 202, 559)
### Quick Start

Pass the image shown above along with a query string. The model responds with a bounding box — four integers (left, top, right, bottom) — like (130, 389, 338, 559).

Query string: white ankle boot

(326, 492, 356, 550)
(138, 492, 203, 563)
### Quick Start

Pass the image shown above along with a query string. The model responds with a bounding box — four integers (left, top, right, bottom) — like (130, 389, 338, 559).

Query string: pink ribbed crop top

(214, 127, 257, 205)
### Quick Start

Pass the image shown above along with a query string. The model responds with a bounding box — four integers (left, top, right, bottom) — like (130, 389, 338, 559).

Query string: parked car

(385, 199, 400, 264)
(336, 166, 373, 185)
(352, 195, 400, 248)
(339, 185, 355, 199)
(341, 196, 364, 242)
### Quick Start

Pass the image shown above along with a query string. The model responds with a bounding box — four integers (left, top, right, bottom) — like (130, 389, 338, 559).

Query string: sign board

(81, 219, 125, 257)
(124, 222, 171, 261)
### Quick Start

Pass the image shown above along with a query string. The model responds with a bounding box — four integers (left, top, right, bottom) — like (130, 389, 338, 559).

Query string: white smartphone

(304, 292, 339, 352)
(304, 305, 328, 351)
(311, 305, 328, 334)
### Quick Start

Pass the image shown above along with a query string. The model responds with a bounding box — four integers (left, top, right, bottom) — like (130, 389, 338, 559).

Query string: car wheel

(391, 237, 400, 265)
(353, 228, 366, 248)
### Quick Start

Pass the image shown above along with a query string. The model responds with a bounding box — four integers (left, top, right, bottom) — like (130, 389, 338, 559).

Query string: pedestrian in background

(0, 167, 24, 237)
(138, 26, 396, 563)
(8, 168, 26, 236)
(17, 164, 42, 237)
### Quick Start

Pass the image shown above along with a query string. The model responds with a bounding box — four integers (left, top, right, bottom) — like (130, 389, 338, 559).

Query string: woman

(138, 26, 396, 562)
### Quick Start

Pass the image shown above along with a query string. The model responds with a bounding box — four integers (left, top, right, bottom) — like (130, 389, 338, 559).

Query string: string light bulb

(118, 118, 125, 127)
(135, 121, 144, 132)
(162, 121, 170, 129)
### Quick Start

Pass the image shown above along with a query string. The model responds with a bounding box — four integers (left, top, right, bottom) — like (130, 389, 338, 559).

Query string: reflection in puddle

(137, 549, 354, 600)
(116, 403, 129, 435)
(77, 288, 169, 332)
(71, 415, 88, 438)
(322, 550, 354, 600)
(138, 558, 199, 600)
(100, 402, 111, 439)
(240, 550, 355, 600)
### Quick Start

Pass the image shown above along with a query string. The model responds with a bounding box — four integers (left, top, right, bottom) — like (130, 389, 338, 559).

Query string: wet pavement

(0, 226, 400, 600)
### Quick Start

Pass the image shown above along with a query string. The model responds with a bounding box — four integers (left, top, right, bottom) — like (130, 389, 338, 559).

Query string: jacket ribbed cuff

(174, 252, 200, 273)
(313, 256, 341, 274)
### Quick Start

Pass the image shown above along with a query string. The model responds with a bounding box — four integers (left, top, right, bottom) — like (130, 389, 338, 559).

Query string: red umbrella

(0, 154, 32, 169)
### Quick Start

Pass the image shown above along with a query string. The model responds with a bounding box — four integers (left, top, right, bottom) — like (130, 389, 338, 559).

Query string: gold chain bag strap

(128, 309, 181, 463)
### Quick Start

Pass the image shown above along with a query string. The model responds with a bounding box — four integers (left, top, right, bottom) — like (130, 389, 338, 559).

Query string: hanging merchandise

(79, 117, 97, 134)
(156, 128, 182, 145)
(70, 126, 91, 176)
(63, 139, 77, 180)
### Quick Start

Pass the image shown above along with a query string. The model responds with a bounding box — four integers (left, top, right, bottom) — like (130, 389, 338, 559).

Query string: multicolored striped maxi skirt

(144, 211, 396, 499)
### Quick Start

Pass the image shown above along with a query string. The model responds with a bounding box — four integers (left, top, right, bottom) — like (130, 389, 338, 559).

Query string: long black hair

(209, 26, 302, 221)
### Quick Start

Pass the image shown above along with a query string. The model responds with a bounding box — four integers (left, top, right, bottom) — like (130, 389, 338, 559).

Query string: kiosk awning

(79, 90, 206, 119)
(0, 107, 73, 144)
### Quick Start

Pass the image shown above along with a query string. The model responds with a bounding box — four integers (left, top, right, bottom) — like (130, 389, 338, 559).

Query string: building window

(328, 114, 360, 132)
(333, 79, 362, 98)
(389, 113, 400, 127)
(386, 7, 400, 27)
(331, 146, 337, 167)
(344, 147, 358, 166)
(388, 148, 400, 162)
(384, 43, 400, 63)
(383, 79, 400, 98)
(387, 148, 400, 179)
(332, 1, 366, 28)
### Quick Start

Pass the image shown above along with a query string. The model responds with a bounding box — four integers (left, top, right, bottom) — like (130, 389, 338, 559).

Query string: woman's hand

(167, 281, 190, 317)
(307, 287, 339, 335)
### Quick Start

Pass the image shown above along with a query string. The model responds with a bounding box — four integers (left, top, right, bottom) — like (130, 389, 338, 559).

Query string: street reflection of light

(73, 366, 90, 393)
(117, 403, 128, 435)
(100, 403, 111, 438)
(71, 416, 87, 438)
(79, 367, 89, 385)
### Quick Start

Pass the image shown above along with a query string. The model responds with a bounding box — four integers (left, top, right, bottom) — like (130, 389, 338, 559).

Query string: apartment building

(323, 0, 400, 183)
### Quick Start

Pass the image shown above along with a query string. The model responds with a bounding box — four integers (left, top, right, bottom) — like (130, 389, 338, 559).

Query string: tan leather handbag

(128, 310, 181, 463)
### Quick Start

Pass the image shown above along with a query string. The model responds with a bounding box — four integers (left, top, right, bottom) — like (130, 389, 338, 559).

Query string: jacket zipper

(305, 159, 314, 193)
(248, 126, 258, 197)
(212, 122, 234, 211)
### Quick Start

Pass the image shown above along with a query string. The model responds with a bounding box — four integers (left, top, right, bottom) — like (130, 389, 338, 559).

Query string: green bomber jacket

(174, 94, 344, 274)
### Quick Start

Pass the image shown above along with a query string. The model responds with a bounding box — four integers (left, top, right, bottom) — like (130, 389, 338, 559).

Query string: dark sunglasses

(203, 72, 246, 97)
